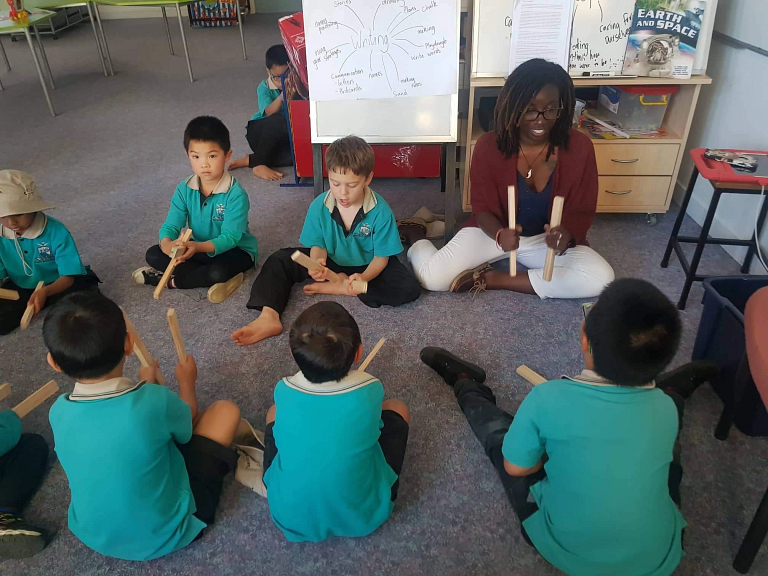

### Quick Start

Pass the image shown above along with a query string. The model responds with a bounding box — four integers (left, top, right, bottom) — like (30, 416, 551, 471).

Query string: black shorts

(263, 409, 410, 501)
(176, 435, 239, 527)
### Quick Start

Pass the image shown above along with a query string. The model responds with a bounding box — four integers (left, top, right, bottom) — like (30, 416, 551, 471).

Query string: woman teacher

(400, 59, 614, 299)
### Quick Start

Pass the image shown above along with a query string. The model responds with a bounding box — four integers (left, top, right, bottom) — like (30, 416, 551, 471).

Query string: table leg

(22, 28, 56, 117)
(678, 188, 721, 310)
(85, 2, 109, 77)
(0, 37, 10, 71)
(236, 0, 246, 60)
(161, 6, 174, 55)
(444, 141, 457, 241)
(93, 4, 114, 76)
(176, 4, 194, 83)
(33, 26, 55, 90)
(741, 191, 768, 273)
(312, 144, 323, 197)
(662, 167, 698, 268)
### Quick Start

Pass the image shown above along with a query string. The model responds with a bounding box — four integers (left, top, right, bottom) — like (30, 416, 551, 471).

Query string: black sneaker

(420, 347, 486, 385)
(0, 513, 47, 558)
(132, 267, 165, 287)
(657, 361, 721, 399)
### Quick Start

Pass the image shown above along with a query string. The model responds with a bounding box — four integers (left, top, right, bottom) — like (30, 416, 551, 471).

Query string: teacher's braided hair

(493, 59, 575, 159)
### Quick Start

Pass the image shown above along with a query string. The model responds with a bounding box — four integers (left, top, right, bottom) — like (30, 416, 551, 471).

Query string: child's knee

(266, 404, 276, 424)
(382, 399, 410, 424)
(208, 399, 241, 424)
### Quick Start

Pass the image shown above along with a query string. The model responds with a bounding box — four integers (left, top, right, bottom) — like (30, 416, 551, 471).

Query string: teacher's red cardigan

(464, 129, 598, 246)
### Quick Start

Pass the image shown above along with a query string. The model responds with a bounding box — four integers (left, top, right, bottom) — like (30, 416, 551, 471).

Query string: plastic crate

(693, 276, 768, 436)
(598, 85, 678, 133)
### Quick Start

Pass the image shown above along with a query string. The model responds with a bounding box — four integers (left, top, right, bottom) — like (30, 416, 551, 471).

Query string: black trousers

(145, 245, 254, 289)
(246, 114, 292, 169)
(0, 272, 100, 336)
(246, 247, 421, 313)
(0, 434, 49, 513)
(453, 377, 685, 546)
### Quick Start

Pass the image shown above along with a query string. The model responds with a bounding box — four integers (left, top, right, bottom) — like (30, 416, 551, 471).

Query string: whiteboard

(568, 0, 635, 75)
(304, 0, 459, 101)
(693, 0, 717, 74)
(471, 0, 513, 76)
(713, 0, 765, 52)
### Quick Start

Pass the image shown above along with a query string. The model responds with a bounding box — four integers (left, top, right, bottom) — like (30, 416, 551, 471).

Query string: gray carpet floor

(1, 16, 767, 576)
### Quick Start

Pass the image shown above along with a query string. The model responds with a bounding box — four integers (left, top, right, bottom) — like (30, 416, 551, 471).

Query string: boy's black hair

(289, 301, 361, 383)
(585, 278, 682, 386)
(494, 58, 575, 159)
(43, 292, 127, 381)
(266, 44, 289, 70)
(183, 116, 231, 153)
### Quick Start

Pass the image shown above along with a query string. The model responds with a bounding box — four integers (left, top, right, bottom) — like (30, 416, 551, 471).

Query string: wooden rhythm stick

(166, 308, 188, 363)
(13, 380, 59, 418)
(359, 338, 386, 372)
(0, 288, 20, 301)
(123, 311, 165, 385)
(20, 281, 44, 330)
(0, 383, 10, 403)
(542, 196, 565, 282)
(290, 251, 368, 294)
(154, 229, 193, 300)
(508, 186, 516, 277)
(516, 365, 547, 386)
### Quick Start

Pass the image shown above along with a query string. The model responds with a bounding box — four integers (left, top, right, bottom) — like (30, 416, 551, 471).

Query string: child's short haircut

(265, 44, 289, 69)
(585, 278, 681, 387)
(43, 292, 127, 381)
(289, 301, 361, 383)
(183, 116, 231, 153)
(325, 135, 375, 177)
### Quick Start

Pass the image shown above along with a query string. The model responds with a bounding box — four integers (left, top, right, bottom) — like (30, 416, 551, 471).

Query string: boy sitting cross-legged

(44, 292, 241, 561)
(262, 301, 410, 542)
(231, 135, 421, 346)
(420, 278, 718, 576)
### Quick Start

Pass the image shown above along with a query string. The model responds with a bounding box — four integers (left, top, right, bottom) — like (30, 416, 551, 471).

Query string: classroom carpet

(1, 15, 767, 576)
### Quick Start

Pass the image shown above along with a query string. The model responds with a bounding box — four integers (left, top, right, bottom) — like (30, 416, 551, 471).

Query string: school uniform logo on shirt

(35, 242, 54, 263)
(354, 223, 372, 238)
(213, 203, 226, 221)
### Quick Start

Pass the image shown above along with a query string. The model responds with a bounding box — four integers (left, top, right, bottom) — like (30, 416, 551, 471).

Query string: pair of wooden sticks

(290, 251, 368, 294)
(0, 380, 60, 418)
(123, 308, 189, 385)
(154, 229, 193, 300)
(19, 281, 44, 330)
(506, 187, 564, 282)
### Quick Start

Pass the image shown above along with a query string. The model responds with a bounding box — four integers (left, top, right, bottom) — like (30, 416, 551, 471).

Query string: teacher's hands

(498, 225, 523, 252)
(544, 225, 573, 254)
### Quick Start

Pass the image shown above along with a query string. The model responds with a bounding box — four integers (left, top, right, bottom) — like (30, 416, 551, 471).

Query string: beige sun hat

(0, 170, 55, 218)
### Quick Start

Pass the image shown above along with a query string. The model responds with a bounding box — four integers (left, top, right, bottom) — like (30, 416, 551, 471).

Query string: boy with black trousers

(228, 44, 293, 181)
(133, 116, 258, 304)
(45, 292, 241, 561)
(232, 135, 420, 346)
(262, 301, 410, 542)
(420, 278, 716, 576)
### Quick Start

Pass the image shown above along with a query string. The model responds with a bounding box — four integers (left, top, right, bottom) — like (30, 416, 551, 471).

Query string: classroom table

(0, 10, 57, 116)
(95, 0, 246, 83)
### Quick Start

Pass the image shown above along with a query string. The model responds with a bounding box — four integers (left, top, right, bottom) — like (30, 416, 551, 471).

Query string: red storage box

(278, 13, 308, 94)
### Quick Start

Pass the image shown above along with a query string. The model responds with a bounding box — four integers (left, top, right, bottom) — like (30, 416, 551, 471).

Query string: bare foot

(228, 155, 250, 171)
(231, 308, 283, 346)
(253, 165, 285, 181)
(303, 278, 350, 296)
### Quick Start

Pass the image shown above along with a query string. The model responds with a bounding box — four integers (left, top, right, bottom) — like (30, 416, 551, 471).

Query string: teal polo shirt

(503, 371, 686, 576)
(299, 187, 403, 267)
(250, 79, 281, 121)
(159, 172, 259, 262)
(50, 378, 204, 561)
(0, 410, 21, 457)
(0, 213, 87, 289)
(264, 371, 398, 542)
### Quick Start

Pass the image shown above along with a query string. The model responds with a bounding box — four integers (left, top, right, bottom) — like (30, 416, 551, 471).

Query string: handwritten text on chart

(305, 0, 457, 101)
(568, 0, 635, 73)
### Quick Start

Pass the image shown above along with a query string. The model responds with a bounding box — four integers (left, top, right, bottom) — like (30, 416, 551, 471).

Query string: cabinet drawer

(597, 176, 671, 207)
(595, 144, 679, 176)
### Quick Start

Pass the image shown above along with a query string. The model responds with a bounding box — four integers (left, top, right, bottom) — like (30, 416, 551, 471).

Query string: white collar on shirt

(282, 370, 378, 396)
(185, 171, 234, 196)
(562, 369, 656, 389)
(322, 186, 377, 214)
(70, 377, 143, 401)
(0, 212, 47, 240)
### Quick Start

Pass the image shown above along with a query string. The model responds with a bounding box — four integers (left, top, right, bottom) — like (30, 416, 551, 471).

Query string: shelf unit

(460, 75, 712, 214)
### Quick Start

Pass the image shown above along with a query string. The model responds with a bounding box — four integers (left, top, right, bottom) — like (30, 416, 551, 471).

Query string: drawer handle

(605, 189, 632, 195)
(610, 158, 640, 164)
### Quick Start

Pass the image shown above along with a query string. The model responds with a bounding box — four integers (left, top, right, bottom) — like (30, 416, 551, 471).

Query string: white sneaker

(207, 272, 244, 304)
(132, 267, 163, 286)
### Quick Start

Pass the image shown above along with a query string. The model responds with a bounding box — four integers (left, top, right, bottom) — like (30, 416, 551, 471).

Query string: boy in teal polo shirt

(262, 301, 410, 542)
(421, 278, 714, 576)
(133, 116, 258, 304)
(0, 170, 98, 335)
(45, 292, 242, 561)
(232, 136, 421, 346)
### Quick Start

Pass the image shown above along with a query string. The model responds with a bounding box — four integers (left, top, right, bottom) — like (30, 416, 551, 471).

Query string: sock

(445, 371, 469, 387)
